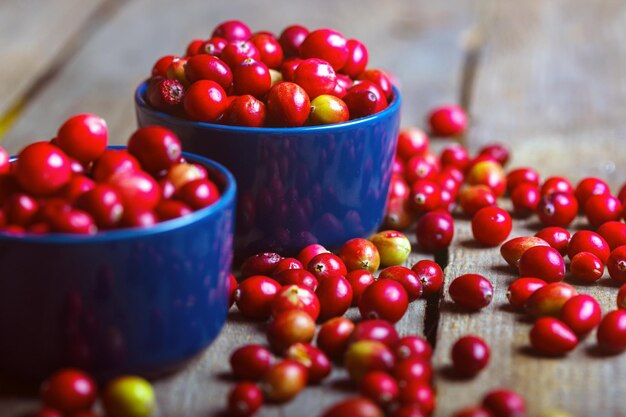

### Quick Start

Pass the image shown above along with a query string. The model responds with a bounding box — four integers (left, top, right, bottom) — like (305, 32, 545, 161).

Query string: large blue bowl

(135, 82, 402, 258)
(0, 151, 236, 381)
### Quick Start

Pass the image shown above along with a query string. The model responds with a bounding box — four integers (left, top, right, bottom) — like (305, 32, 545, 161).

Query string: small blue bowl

(135, 82, 401, 258)
(0, 151, 236, 381)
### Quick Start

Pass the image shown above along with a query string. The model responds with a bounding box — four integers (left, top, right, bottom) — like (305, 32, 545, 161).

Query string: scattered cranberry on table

(450, 335, 490, 378)
(449, 274, 494, 311)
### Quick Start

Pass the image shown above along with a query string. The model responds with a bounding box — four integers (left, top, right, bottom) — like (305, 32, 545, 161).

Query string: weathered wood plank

(0, 0, 472, 416)
(434, 1, 626, 415)
(0, 0, 110, 122)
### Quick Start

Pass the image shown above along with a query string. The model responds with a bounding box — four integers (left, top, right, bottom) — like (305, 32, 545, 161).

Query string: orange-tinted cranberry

(285, 342, 331, 384)
(339, 238, 381, 273)
(271, 284, 320, 320)
(267, 310, 315, 353)
(529, 317, 577, 356)
(371, 230, 412, 266)
(500, 236, 550, 268)
(261, 360, 308, 403)
(458, 185, 496, 217)
(525, 282, 577, 318)
(466, 160, 506, 197)
(344, 340, 395, 382)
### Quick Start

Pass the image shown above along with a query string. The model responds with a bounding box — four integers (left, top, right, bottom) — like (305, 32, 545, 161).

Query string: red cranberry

(392, 357, 432, 386)
(350, 319, 400, 350)
(266, 82, 311, 126)
(235, 275, 281, 320)
(4, 193, 39, 226)
(76, 185, 124, 229)
(395, 336, 432, 361)
(40, 368, 97, 413)
(315, 274, 352, 322)
(540, 176, 574, 197)
(285, 342, 331, 384)
(449, 274, 493, 311)
(109, 171, 160, 212)
(183, 80, 228, 123)
(506, 167, 540, 193)
(271, 257, 303, 276)
(506, 277, 547, 310)
(155, 199, 192, 221)
(359, 279, 409, 323)
(297, 243, 329, 267)
(249, 33, 284, 69)
(346, 270, 375, 306)
(500, 236, 550, 268)
(396, 127, 429, 161)
(185, 38, 204, 56)
(535, 227, 570, 256)
(451, 335, 490, 378)
(537, 192, 578, 227)
(224, 95, 266, 127)
(241, 252, 282, 278)
(56, 114, 107, 164)
(212, 20, 251, 41)
(471, 206, 512, 246)
(597, 310, 626, 354)
(92, 150, 140, 182)
(567, 230, 610, 263)
(293, 58, 337, 98)
(184, 54, 233, 89)
(227, 382, 263, 417)
(597, 221, 626, 250)
(343, 81, 388, 119)
(31, 408, 64, 417)
(230, 344, 272, 380)
(415, 210, 454, 253)
(518, 246, 565, 282)
(344, 340, 395, 383)
(59, 175, 95, 203)
(529, 317, 578, 356)
(560, 294, 602, 335)
(152, 55, 177, 78)
(357, 69, 393, 100)
(585, 194, 622, 227)
(482, 389, 526, 417)
(174, 178, 220, 209)
(15, 142, 71, 196)
(390, 405, 427, 417)
(49, 209, 96, 234)
(359, 371, 398, 406)
(341, 39, 369, 78)
(570, 252, 604, 282)
(280, 57, 302, 82)
(228, 274, 238, 307)
(378, 266, 423, 301)
(316, 317, 355, 361)
(409, 180, 441, 214)
(428, 104, 467, 137)
(398, 381, 435, 414)
(411, 260, 444, 297)
(299, 28, 348, 70)
(478, 143, 509, 166)
(200, 37, 228, 56)
(404, 155, 439, 183)
(232, 59, 271, 98)
(307, 252, 347, 280)
(607, 245, 626, 283)
(320, 397, 384, 417)
(271, 284, 320, 321)
(451, 407, 492, 417)
(511, 184, 540, 217)
(458, 185, 496, 217)
(575, 177, 610, 206)
(275, 269, 318, 292)
(278, 25, 309, 57)
(440, 144, 470, 172)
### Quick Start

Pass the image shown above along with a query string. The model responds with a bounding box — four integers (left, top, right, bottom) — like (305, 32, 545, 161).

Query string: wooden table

(1, 0, 626, 415)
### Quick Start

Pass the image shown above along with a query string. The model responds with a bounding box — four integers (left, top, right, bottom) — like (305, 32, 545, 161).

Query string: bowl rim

(135, 80, 402, 134)
(0, 149, 237, 243)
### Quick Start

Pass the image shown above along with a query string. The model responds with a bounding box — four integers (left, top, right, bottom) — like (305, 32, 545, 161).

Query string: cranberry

(585, 194, 622, 227)
(267, 310, 316, 353)
(183, 80, 228, 122)
(359, 371, 399, 406)
(154, 200, 192, 221)
(344, 340, 395, 382)
(525, 282, 577, 318)
(607, 245, 626, 283)
(440, 144, 469, 172)
(271, 257, 303, 276)
(482, 389, 526, 417)
(200, 37, 228, 56)
(293, 58, 337, 98)
(411, 260, 444, 297)
(357, 69, 393, 100)
(297, 243, 329, 267)
(415, 210, 454, 253)
(4, 193, 38, 226)
(40, 368, 97, 413)
(392, 357, 432, 386)
(449, 274, 493, 311)
(340, 237, 381, 273)
(76, 185, 124, 229)
(450, 335, 490, 378)
(275, 269, 319, 292)
(359, 279, 409, 323)
(279, 25, 309, 57)
(471, 206, 512, 246)
(398, 381, 435, 414)
(506, 167, 540, 193)
(560, 294, 602, 335)
(478, 143, 509, 166)
(235, 275, 281, 320)
(285, 342, 331, 384)
(307, 252, 347, 280)
(570, 252, 604, 282)
(249, 33, 284, 69)
(350, 319, 400, 350)
(378, 266, 423, 301)
(261, 360, 308, 403)
(384, 197, 413, 230)
(299, 28, 348, 70)
(535, 227, 570, 256)
(390, 405, 427, 417)
(458, 185, 496, 217)
(228, 274, 238, 307)
(266, 81, 310, 126)
(58, 176, 94, 203)
(147, 77, 182, 112)
(15, 142, 71, 196)
(184, 54, 233, 89)
(280, 57, 302, 81)
(309, 94, 349, 125)
(396, 127, 429, 161)
(409, 180, 441, 214)
(466, 160, 506, 197)
(371, 230, 411, 266)
(316, 317, 355, 361)
(102, 376, 154, 417)
(56, 114, 107, 164)
(49, 209, 97, 234)
(596, 310, 626, 354)
(500, 236, 550, 268)
(151, 55, 176, 78)
(320, 397, 384, 417)
(537, 192, 578, 227)
(566, 230, 609, 262)
(230, 344, 272, 381)
(575, 177, 610, 206)
(346, 270, 375, 306)
(395, 336, 432, 361)
(220, 41, 261, 68)
(597, 221, 626, 250)
(227, 382, 263, 417)
(185, 38, 204, 56)
(109, 171, 160, 212)
(341, 39, 369, 78)
(241, 252, 282, 278)
(92, 150, 140, 182)
(31, 408, 64, 417)
(529, 317, 578, 356)
(343, 81, 388, 118)
(232, 59, 271, 98)
(540, 176, 574, 197)
(451, 407, 492, 417)
(506, 277, 547, 310)
(271, 284, 320, 320)
(428, 104, 467, 137)
(404, 156, 439, 183)
(224, 95, 266, 127)
(518, 245, 565, 282)
(212, 20, 251, 41)
(166, 56, 188, 85)
(315, 274, 352, 321)
(511, 183, 540, 217)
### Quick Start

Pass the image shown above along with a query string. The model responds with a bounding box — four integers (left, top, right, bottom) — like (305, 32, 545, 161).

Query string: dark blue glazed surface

(135, 82, 401, 258)
(0, 151, 236, 381)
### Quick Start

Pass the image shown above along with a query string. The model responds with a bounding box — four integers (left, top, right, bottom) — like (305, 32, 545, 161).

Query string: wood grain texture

(0, 0, 110, 118)
(433, 0, 626, 416)
(0, 0, 472, 415)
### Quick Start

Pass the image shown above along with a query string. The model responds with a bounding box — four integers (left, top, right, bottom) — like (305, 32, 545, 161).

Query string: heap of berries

(32, 368, 155, 417)
(224, 232, 450, 416)
(147, 20, 394, 127)
(0, 114, 222, 235)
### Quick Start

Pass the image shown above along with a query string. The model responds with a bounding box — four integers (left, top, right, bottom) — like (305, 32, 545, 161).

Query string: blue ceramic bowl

(136, 82, 402, 259)
(0, 151, 236, 381)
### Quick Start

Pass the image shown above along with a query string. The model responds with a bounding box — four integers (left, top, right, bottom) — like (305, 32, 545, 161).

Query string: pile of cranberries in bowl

(0, 114, 223, 235)
(146, 20, 394, 127)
